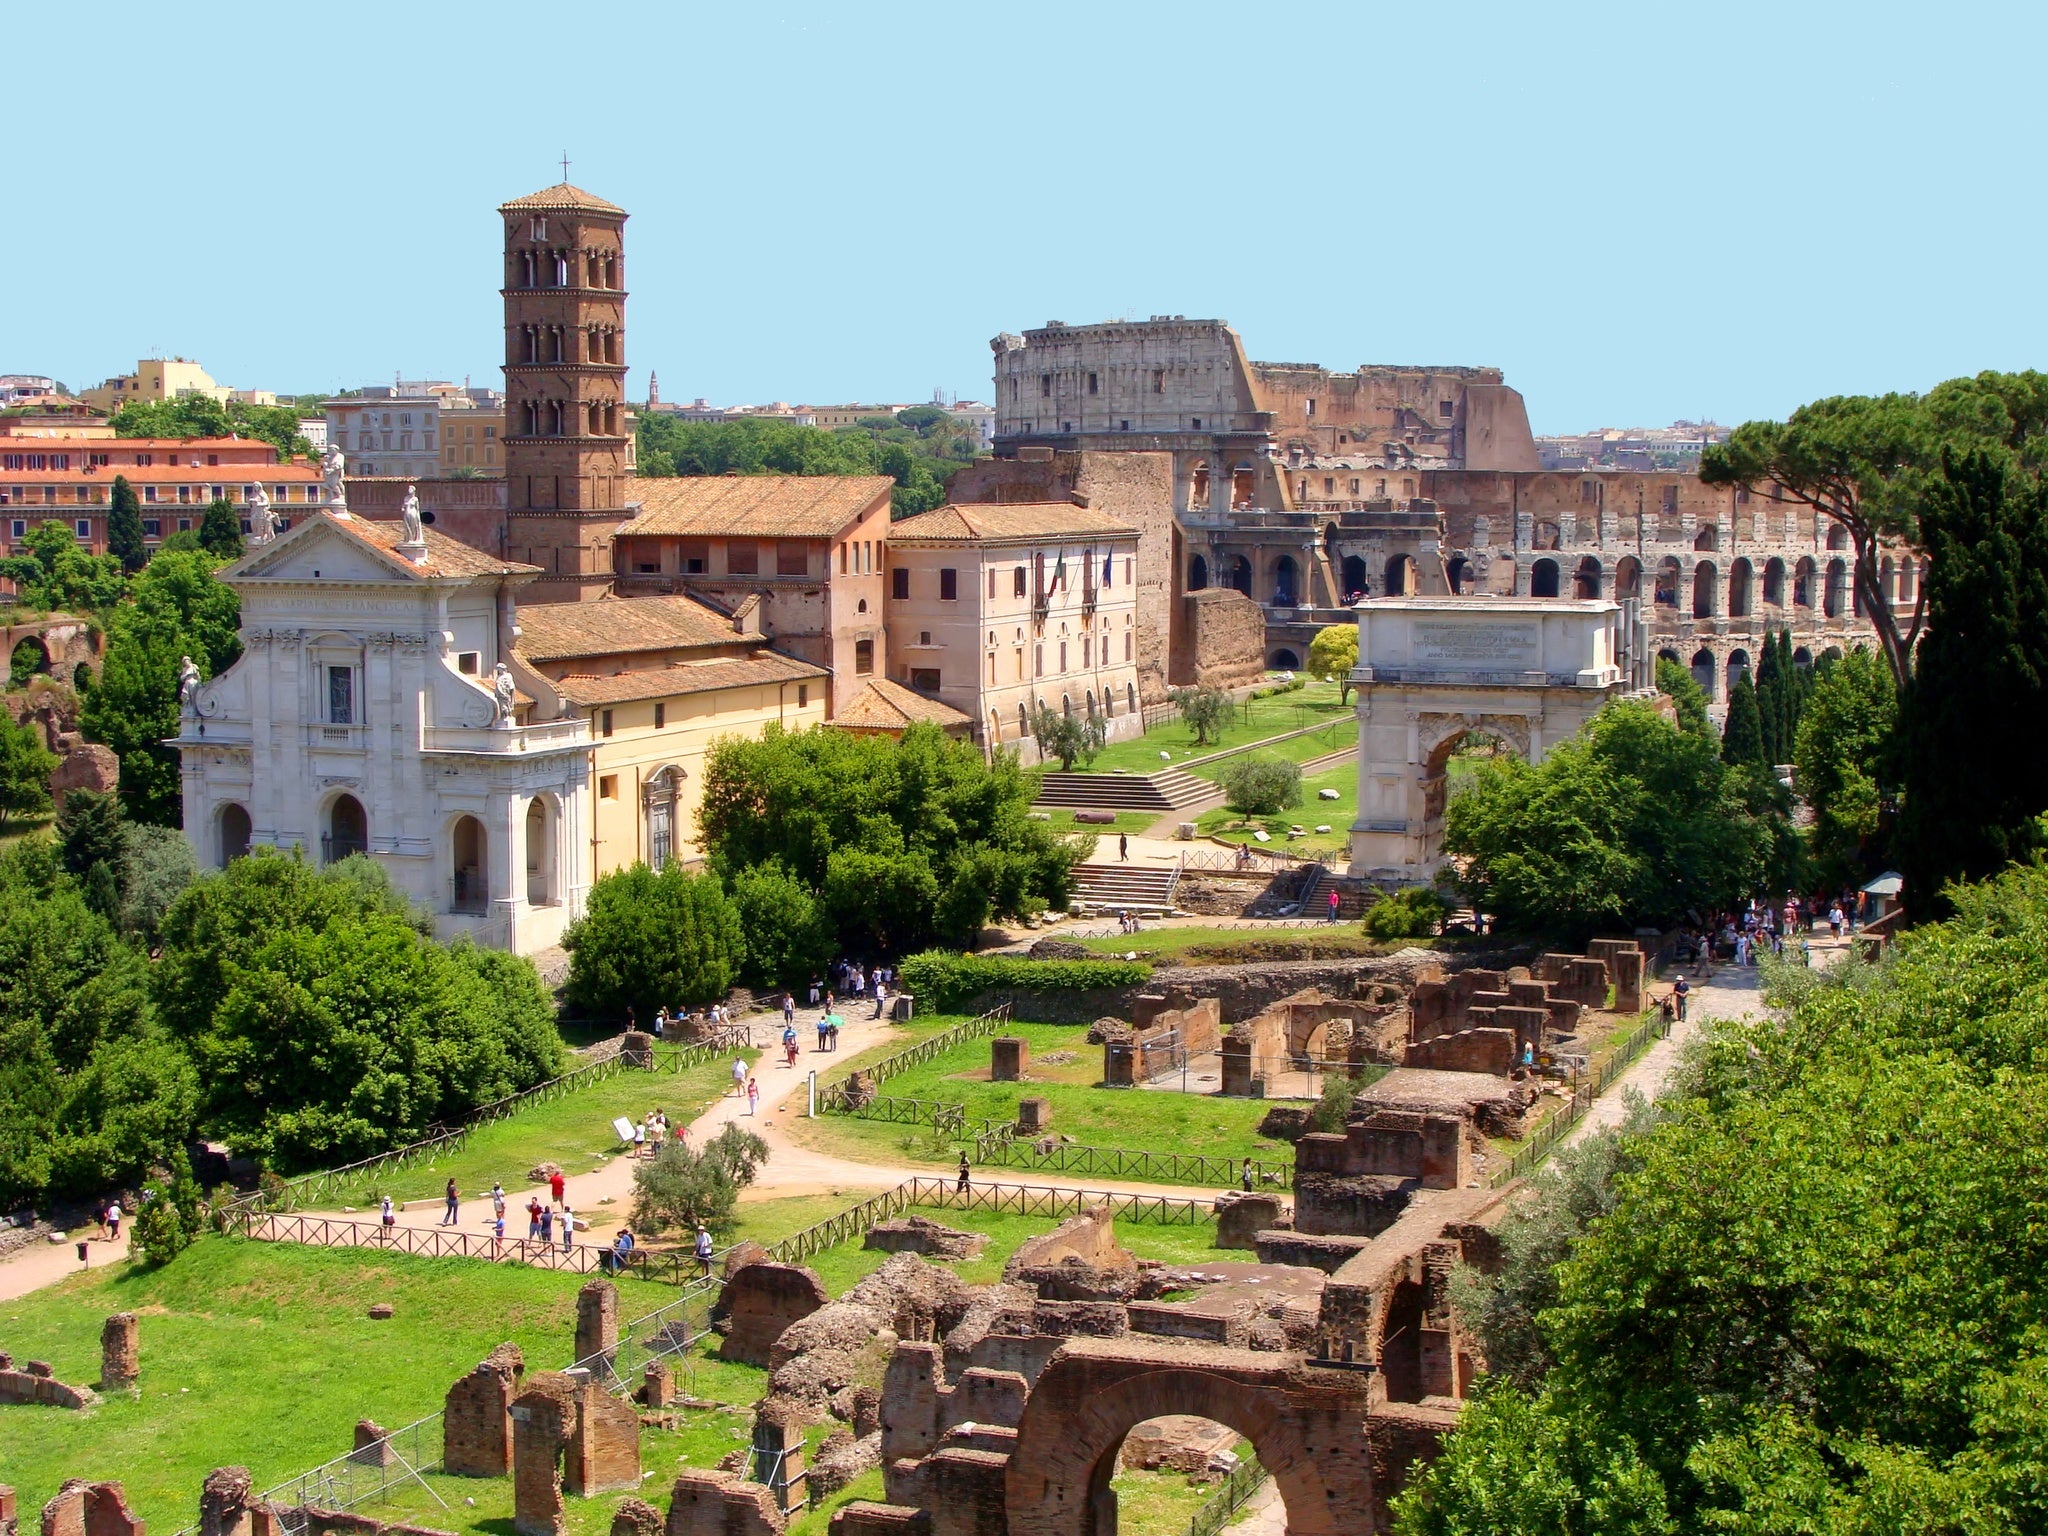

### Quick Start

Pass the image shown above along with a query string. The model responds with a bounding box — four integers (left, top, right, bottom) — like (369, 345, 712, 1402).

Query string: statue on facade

(177, 655, 202, 712)
(246, 483, 275, 544)
(321, 442, 347, 509)
(400, 483, 425, 549)
(491, 662, 517, 724)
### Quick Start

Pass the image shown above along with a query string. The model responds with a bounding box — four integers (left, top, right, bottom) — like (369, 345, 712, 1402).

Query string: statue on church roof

(321, 442, 347, 510)
(246, 483, 275, 544)
(492, 662, 517, 725)
(400, 483, 425, 549)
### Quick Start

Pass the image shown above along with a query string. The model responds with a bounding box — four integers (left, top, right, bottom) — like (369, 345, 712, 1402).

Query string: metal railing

(1488, 1008, 1667, 1188)
(964, 1130, 1292, 1192)
(764, 1175, 1215, 1265)
(218, 1026, 754, 1218)
(1187, 1460, 1270, 1536)
(816, 1005, 1011, 1107)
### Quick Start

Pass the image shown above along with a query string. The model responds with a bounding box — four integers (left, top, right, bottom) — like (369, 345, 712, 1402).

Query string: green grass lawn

(1182, 717, 1357, 784)
(1077, 683, 1353, 775)
(786, 1021, 1290, 1170)
(1037, 809, 1161, 840)
(1111, 1450, 1255, 1536)
(331, 1053, 759, 1210)
(1073, 923, 1365, 960)
(1194, 761, 1355, 858)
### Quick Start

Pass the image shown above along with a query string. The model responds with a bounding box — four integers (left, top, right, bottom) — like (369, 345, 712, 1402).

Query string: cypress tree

(1896, 450, 2048, 917)
(198, 498, 244, 560)
(1755, 631, 1785, 765)
(1722, 671, 1769, 771)
(106, 474, 148, 574)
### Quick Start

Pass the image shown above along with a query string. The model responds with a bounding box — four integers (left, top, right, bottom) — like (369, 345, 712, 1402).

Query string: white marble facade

(175, 510, 590, 955)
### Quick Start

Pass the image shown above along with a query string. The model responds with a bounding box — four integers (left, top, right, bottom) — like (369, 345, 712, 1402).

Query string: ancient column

(99, 1314, 138, 1391)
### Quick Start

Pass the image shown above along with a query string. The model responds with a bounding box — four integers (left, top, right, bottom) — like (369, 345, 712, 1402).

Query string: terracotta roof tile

(829, 677, 974, 731)
(514, 594, 749, 662)
(320, 510, 542, 579)
(887, 502, 1136, 543)
(548, 650, 826, 706)
(618, 475, 893, 539)
(497, 182, 627, 215)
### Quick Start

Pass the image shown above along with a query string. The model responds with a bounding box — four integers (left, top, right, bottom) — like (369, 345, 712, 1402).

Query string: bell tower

(499, 181, 630, 602)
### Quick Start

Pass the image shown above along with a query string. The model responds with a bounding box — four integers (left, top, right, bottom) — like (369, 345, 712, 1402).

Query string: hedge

(900, 950, 1153, 1012)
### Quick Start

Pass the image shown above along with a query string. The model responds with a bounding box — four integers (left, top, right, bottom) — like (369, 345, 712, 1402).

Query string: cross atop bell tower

(498, 180, 630, 603)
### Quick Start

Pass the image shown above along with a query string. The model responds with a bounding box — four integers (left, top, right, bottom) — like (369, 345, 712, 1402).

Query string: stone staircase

(1068, 862, 1183, 916)
(1035, 768, 1216, 812)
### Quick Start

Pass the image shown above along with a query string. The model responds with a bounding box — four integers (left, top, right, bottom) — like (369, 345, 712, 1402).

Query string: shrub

(1170, 686, 1231, 746)
(131, 1148, 204, 1266)
(898, 950, 1152, 1012)
(1363, 886, 1449, 940)
(1308, 1071, 1364, 1134)
(1030, 702, 1107, 770)
(1219, 754, 1302, 817)
(564, 861, 745, 1023)
(630, 1122, 768, 1238)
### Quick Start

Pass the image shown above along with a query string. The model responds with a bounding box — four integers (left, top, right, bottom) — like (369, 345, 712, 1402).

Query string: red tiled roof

(514, 594, 752, 662)
(887, 502, 1136, 543)
(315, 510, 541, 579)
(498, 182, 627, 214)
(829, 678, 974, 731)
(546, 651, 827, 706)
(618, 475, 893, 539)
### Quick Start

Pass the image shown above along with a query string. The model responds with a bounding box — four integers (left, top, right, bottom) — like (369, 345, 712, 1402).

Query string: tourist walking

(746, 1076, 760, 1115)
(560, 1202, 575, 1252)
(1827, 903, 1844, 940)
(817, 1013, 830, 1051)
(1119, 834, 1129, 862)
(491, 1181, 506, 1221)
(540, 1205, 554, 1244)
(695, 1224, 715, 1278)
(956, 1152, 971, 1195)
(382, 1195, 397, 1231)
(732, 1055, 749, 1096)
(492, 1213, 505, 1256)
(441, 1178, 460, 1226)
(1673, 974, 1690, 1022)
(550, 1168, 567, 1209)
(104, 1201, 122, 1241)
(784, 992, 796, 1027)
(527, 1197, 544, 1239)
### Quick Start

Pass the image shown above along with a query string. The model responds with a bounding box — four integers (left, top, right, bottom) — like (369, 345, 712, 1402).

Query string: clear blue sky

(8, 1, 2043, 434)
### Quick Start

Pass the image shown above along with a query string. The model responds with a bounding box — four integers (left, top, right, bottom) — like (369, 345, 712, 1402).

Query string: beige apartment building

(883, 500, 1142, 760)
(513, 595, 828, 872)
(439, 407, 506, 474)
(81, 358, 235, 412)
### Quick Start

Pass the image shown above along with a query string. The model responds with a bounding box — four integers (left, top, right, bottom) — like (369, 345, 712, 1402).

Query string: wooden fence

(1488, 1009, 1668, 1188)
(816, 1005, 1011, 1108)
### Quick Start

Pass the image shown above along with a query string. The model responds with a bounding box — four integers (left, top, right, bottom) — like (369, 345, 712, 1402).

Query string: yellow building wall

(582, 675, 826, 879)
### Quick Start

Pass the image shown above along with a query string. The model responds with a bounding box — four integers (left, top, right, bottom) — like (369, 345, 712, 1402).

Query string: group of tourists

(630, 1108, 679, 1157)
(649, 1001, 738, 1040)
(1663, 889, 1878, 1020)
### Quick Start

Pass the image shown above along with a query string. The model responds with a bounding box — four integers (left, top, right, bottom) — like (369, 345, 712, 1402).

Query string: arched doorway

(1187, 554, 1209, 591)
(525, 797, 557, 906)
(324, 794, 367, 864)
(1692, 561, 1718, 618)
(1529, 558, 1561, 598)
(1227, 556, 1252, 595)
(1654, 557, 1681, 608)
(1187, 461, 1211, 510)
(9, 635, 49, 688)
(1794, 646, 1814, 669)
(1573, 557, 1602, 599)
(217, 803, 251, 868)
(1691, 647, 1717, 700)
(1763, 557, 1786, 608)
(1445, 555, 1472, 595)
(451, 814, 486, 912)
(1340, 554, 1368, 598)
(1824, 558, 1847, 618)
(1614, 556, 1641, 601)
(1726, 649, 1751, 695)
(1384, 554, 1415, 596)
(1271, 556, 1298, 606)
(1270, 648, 1300, 671)
(1728, 558, 1753, 617)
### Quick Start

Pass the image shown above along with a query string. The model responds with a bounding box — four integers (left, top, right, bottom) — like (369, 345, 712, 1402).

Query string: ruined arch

(1005, 1347, 1376, 1536)
(1340, 554, 1368, 598)
(1529, 558, 1561, 598)
(1572, 556, 1602, 600)
(1614, 555, 1641, 601)
(1654, 556, 1681, 608)
(1272, 555, 1299, 606)
(1691, 647, 1717, 700)
(1694, 525, 1719, 552)
(1188, 553, 1209, 591)
(1726, 649, 1751, 695)
(1692, 560, 1719, 618)
(8, 635, 49, 686)
(1728, 557, 1753, 618)
(1827, 523, 1850, 552)
(1445, 555, 1472, 594)
(1226, 555, 1252, 596)
(1763, 556, 1786, 608)
(1384, 554, 1416, 597)
(1270, 647, 1301, 671)
(1794, 556, 1816, 610)
(1824, 558, 1848, 618)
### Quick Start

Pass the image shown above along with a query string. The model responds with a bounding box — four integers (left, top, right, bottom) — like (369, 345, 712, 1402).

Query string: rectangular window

(797, 683, 809, 708)
(135, 453, 152, 467)
(854, 638, 874, 675)
(10, 520, 23, 539)
(838, 541, 848, 574)
(1087, 373, 1098, 394)
(1040, 375, 1052, 397)
(777, 541, 808, 576)
(910, 667, 941, 694)
(987, 568, 997, 599)
(327, 665, 353, 724)
(1034, 643, 1044, 677)
(1439, 399, 1454, 417)
(653, 702, 666, 728)
(939, 567, 958, 601)
(679, 540, 708, 574)
(74, 518, 90, 539)
(144, 486, 158, 503)
(1153, 369, 1164, 393)
(1013, 566, 1027, 598)
(726, 540, 759, 575)
(142, 519, 160, 538)
(599, 774, 618, 799)
(1125, 631, 1133, 661)
(600, 709, 614, 737)
(176, 518, 191, 532)
(892, 567, 909, 600)
(457, 652, 481, 674)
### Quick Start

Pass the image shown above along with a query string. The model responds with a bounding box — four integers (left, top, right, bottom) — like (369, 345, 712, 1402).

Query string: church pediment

(227, 512, 439, 585)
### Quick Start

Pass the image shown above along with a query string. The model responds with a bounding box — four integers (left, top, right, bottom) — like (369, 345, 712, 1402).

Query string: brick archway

(1005, 1339, 1376, 1536)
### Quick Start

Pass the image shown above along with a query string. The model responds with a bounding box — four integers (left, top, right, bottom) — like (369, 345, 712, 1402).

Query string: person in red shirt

(549, 1170, 566, 1208)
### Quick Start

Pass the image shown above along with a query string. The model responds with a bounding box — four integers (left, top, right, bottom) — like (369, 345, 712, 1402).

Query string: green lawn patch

(1110, 1448, 1256, 1536)
(332, 1052, 759, 1209)
(787, 1021, 1290, 1170)
(1077, 683, 1353, 776)
(1072, 923, 1363, 961)
(1194, 762, 1355, 858)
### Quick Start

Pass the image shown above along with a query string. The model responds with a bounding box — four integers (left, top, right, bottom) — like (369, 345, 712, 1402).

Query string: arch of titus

(1348, 597, 1642, 881)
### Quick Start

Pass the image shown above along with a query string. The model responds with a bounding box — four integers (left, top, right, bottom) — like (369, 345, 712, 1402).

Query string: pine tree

(1896, 451, 2048, 917)
(198, 498, 244, 560)
(106, 475, 148, 574)
(1722, 671, 1769, 770)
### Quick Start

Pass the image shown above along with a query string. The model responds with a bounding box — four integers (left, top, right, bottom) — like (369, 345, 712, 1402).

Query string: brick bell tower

(499, 180, 631, 602)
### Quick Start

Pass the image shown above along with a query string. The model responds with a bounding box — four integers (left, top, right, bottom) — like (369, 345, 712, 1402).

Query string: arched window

(1614, 556, 1641, 601)
(1794, 557, 1816, 610)
(1228, 556, 1253, 595)
(1572, 557, 1602, 600)
(324, 794, 367, 865)
(1529, 558, 1561, 598)
(526, 798, 557, 907)
(1126, 682, 1137, 715)
(1824, 559, 1847, 618)
(1763, 558, 1786, 608)
(1384, 554, 1414, 596)
(218, 803, 251, 868)
(1826, 523, 1850, 552)
(1726, 650, 1751, 696)
(1188, 554, 1209, 591)
(1340, 555, 1368, 598)
(451, 814, 486, 913)
(1018, 703, 1031, 738)
(1272, 556, 1298, 606)
(1446, 556, 1471, 594)
(1728, 558, 1753, 618)
(1654, 557, 1681, 608)
(1692, 561, 1719, 618)
(1691, 648, 1717, 700)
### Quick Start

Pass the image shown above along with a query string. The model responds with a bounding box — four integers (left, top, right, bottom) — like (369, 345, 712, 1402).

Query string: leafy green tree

(633, 414, 976, 519)
(1895, 451, 2048, 916)
(630, 1122, 767, 1238)
(1307, 623, 1360, 704)
(1029, 701, 1106, 770)
(58, 788, 127, 917)
(1794, 647, 1896, 888)
(1170, 686, 1231, 746)
(0, 520, 128, 613)
(9, 637, 48, 686)
(1218, 753, 1302, 817)
(131, 1148, 204, 1266)
(1719, 671, 1767, 771)
(105, 475, 148, 574)
(198, 498, 244, 560)
(0, 711, 56, 821)
(727, 860, 831, 990)
(1654, 657, 1710, 737)
(1308, 1071, 1363, 1134)
(1362, 886, 1448, 940)
(1444, 700, 1773, 937)
(698, 723, 1075, 955)
(116, 822, 199, 947)
(111, 396, 314, 462)
(564, 862, 745, 1023)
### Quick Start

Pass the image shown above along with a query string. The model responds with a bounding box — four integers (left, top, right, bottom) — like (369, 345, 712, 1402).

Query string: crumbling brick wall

(715, 1263, 829, 1367)
(444, 1343, 525, 1476)
(1171, 589, 1266, 693)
